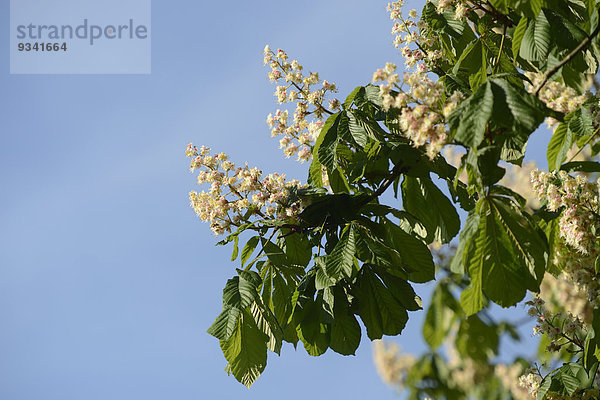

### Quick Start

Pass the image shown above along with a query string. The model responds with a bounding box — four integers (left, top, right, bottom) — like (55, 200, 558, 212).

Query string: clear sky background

(0, 1, 549, 399)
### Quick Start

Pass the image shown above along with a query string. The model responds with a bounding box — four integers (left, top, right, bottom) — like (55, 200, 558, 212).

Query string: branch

(356, 163, 405, 209)
(533, 23, 600, 96)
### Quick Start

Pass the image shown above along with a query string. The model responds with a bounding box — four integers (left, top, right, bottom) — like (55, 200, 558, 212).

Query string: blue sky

(0, 1, 548, 399)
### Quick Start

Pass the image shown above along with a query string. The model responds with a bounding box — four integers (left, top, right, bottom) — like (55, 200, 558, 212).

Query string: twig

(493, 24, 507, 74)
(356, 163, 405, 209)
(534, 23, 600, 96)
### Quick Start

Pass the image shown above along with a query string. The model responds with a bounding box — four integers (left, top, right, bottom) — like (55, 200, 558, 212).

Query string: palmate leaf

(383, 220, 435, 283)
(220, 309, 268, 388)
(354, 225, 407, 276)
(447, 79, 494, 148)
(325, 286, 361, 356)
(401, 176, 460, 244)
(449, 78, 549, 149)
(460, 192, 547, 315)
(423, 283, 459, 349)
(295, 292, 331, 357)
(352, 265, 419, 340)
(537, 363, 589, 399)
(250, 298, 284, 355)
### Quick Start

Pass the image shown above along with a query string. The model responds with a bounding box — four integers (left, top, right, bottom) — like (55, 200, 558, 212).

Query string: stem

(356, 163, 405, 209)
(534, 23, 600, 96)
(493, 24, 507, 74)
(272, 59, 334, 116)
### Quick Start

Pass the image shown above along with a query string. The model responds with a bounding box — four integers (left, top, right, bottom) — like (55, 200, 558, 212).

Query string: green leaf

(352, 265, 411, 340)
(343, 86, 365, 109)
(422, 1, 468, 39)
(220, 309, 268, 388)
(313, 113, 340, 171)
(298, 193, 370, 227)
(355, 225, 406, 276)
(548, 108, 594, 170)
(280, 232, 312, 267)
(207, 307, 242, 341)
(250, 298, 284, 355)
(241, 236, 260, 267)
(346, 110, 371, 148)
(326, 287, 361, 355)
(308, 158, 324, 187)
(271, 271, 298, 344)
(295, 291, 331, 356)
(461, 194, 547, 314)
(231, 235, 240, 261)
(423, 283, 459, 349)
(546, 363, 588, 396)
(452, 38, 487, 88)
(261, 239, 289, 267)
(325, 223, 357, 280)
(450, 210, 480, 275)
(512, 17, 529, 57)
(561, 161, 600, 173)
(489, 79, 549, 136)
(455, 316, 499, 362)
(545, 218, 563, 275)
(448, 76, 494, 148)
(377, 268, 422, 311)
(547, 121, 574, 171)
(327, 167, 351, 194)
(223, 273, 260, 309)
(460, 219, 486, 316)
(384, 220, 435, 283)
(568, 107, 594, 137)
(450, 79, 549, 150)
(402, 176, 461, 244)
(519, 10, 551, 61)
(314, 257, 336, 290)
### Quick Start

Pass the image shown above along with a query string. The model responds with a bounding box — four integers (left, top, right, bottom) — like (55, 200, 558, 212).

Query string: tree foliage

(187, 0, 600, 397)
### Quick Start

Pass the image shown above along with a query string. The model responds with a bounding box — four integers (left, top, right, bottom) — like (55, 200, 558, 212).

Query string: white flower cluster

(540, 272, 592, 324)
(495, 363, 531, 400)
(531, 169, 599, 254)
(372, 340, 416, 390)
(186, 143, 301, 235)
(525, 72, 588, 127)
(518, 369, 542, 399)
(372, 63, 464, 158)
(526, 297, 585, 353)
(263, 45, 339, 163)
(531, 169, 600, 306)
(387, 1, 445, 69)
(436, 0, 470, 20)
